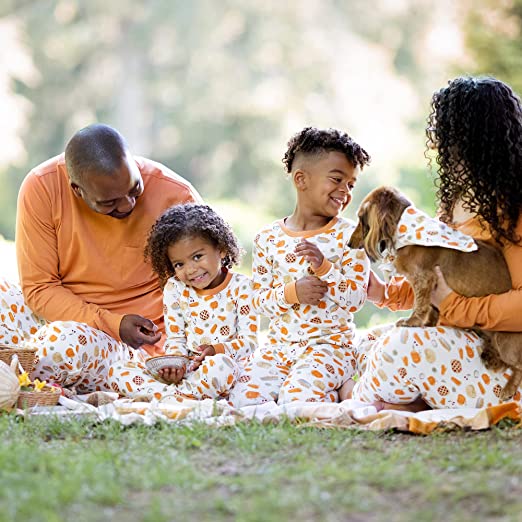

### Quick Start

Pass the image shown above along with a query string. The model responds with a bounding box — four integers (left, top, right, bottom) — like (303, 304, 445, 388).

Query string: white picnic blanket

(20, 393, 522, 435)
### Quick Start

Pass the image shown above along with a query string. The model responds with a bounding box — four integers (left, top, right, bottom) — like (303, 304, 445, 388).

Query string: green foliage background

(0, 0, 519, 326)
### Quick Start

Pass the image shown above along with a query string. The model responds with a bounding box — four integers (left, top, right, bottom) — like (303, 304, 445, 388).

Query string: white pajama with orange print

(108, 271, 258, 401)
(228, 217, 370, 407)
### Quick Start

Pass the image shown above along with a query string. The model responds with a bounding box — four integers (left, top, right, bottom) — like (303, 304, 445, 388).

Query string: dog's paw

(396, 317, 425, 328)
(500, 384, 517, 402)
(480, 346, 506, 371)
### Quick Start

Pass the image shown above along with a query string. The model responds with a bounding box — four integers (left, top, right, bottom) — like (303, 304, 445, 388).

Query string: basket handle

(9, 354, 25, 375)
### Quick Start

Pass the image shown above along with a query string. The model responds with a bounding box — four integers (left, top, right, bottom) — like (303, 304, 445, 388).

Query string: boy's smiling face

(293, 151, 359, 218)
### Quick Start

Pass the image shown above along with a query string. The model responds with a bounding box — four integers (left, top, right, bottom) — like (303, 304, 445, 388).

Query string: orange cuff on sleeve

(284, 282, 300, 304)
(100, 312, 126, 342)
(213, 343, 226, 354)
(313, 258, 332, 277)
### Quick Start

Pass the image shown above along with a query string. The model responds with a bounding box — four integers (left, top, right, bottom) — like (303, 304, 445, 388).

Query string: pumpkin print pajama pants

(0, 279, 139, 392)
(0, 280, 239, 398)
(228, 341, 356, 407)
(352, 324, 521, 408)
(107, 354, 240, 401)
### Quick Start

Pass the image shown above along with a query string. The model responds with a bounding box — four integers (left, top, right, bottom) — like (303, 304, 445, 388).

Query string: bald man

(5, 124, 201, 392)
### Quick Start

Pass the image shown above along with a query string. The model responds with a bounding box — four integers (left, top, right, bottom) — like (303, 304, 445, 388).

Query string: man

(7, 124, 201, 392)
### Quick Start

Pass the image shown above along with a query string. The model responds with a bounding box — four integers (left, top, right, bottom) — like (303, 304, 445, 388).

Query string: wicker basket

(0, 345, 37, 374)
(17, 386, 61, 409)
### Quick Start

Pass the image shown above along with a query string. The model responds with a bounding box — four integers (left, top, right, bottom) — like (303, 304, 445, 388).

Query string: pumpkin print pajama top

(228, 216, 370, 406)
(108, 271, 258, 400)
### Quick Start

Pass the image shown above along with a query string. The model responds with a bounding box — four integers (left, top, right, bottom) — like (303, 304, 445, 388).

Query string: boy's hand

(190, 345, 216, 371)
(295, 239, 324, 271)
(158, 365, 186, 385)
(295, 276, 328, 305)
(367, 270, 385, 304)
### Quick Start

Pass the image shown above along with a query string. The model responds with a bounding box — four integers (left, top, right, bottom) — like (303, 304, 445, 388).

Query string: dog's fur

(348, 186, 522, 400)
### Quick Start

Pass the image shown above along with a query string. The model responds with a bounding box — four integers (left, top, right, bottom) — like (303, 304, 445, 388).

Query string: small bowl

(145, 355, 190, 376)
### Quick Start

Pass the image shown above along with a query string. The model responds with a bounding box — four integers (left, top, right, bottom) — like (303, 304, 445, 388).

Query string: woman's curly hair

(282, 127, 371, 173)
(144, 203, 242, 286)
(427, 76, 522, 243)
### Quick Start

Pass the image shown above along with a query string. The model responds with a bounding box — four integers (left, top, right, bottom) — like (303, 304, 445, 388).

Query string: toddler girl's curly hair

(145, 203, 242, 286)
(427, 76, 522, 243)
(282, 127, 371, 173)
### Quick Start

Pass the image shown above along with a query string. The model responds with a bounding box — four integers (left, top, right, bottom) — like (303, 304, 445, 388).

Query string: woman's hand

(431, 266, 453, 308)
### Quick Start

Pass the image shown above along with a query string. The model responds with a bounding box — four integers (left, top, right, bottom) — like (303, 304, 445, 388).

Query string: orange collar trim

(278, 217, 338, 238)
(195, 270, 233, 296)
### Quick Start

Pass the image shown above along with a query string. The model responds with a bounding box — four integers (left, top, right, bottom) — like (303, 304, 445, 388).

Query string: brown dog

(348, 185, 522, 400)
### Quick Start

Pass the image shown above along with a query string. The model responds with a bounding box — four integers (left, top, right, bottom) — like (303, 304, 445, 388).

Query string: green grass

(0, 415, 521, 522)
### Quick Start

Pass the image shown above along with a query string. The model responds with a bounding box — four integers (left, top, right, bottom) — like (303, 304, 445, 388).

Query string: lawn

(0, 240, 520, 521)
(0, 414, 521, 522)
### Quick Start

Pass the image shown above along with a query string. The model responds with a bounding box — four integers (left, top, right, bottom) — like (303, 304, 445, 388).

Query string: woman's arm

(436, 241, 522, 331)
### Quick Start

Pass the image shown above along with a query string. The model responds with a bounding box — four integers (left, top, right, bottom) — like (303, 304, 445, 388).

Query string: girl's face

(167, 235, 226, 290)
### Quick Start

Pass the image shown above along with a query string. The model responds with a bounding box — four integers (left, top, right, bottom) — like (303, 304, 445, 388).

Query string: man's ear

(293, 169, 307, 191)
(70, 182, 82, 198)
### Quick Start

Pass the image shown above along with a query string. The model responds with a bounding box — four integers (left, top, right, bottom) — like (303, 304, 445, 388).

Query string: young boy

(228, 127, 371, 406)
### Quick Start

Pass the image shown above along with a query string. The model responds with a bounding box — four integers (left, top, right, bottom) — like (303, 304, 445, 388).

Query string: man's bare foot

(338, 378, 355, 401)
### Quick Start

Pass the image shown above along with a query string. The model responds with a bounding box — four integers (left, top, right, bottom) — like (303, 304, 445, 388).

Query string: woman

(350, 76, 522, 410)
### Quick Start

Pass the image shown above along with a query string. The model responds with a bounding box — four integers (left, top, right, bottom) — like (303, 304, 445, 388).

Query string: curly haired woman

(349, 76, 522, 410)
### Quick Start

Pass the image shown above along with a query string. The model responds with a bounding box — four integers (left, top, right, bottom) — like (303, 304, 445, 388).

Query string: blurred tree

(1, 0, 446, 242)
(0, 0, 458, 327)
(464, 0, 522, 94)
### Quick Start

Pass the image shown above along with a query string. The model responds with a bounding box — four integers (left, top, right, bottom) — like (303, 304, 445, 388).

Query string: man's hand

(157, 366, 186, 385)
(190, 344, 216, 371)
(295, 276, 328, 305)
(294, 239, 325, 271)
(119, 314, 161, 349)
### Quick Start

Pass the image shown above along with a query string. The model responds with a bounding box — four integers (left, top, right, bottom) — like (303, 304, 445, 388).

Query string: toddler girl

(108, 203, 258, 401)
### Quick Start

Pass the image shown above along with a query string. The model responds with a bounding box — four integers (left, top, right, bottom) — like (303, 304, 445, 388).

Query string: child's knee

(198, 354, 239, 394)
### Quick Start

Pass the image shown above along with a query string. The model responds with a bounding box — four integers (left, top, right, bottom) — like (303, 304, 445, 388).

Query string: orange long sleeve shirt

(16, 154, 202, 350)
(376, 215, 522, 332)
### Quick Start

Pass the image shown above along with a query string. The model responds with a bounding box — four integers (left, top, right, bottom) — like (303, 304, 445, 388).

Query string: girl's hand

(294, 239, 324, 271)
(431, 266, 453, 308)
(367, 270, 385, 304)
(190, 345, 216, 371)
(158, 365, 186, 385)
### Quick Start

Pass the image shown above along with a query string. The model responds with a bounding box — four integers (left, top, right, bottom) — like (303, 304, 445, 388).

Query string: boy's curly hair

(282, 127, 371, 173)
(144, 203, 242, 286)
(427, 76, 522, 243)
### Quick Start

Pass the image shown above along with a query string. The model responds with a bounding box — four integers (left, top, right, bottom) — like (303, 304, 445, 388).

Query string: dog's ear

(365, 187, 410, 259)
(363, 204, 385, 261)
